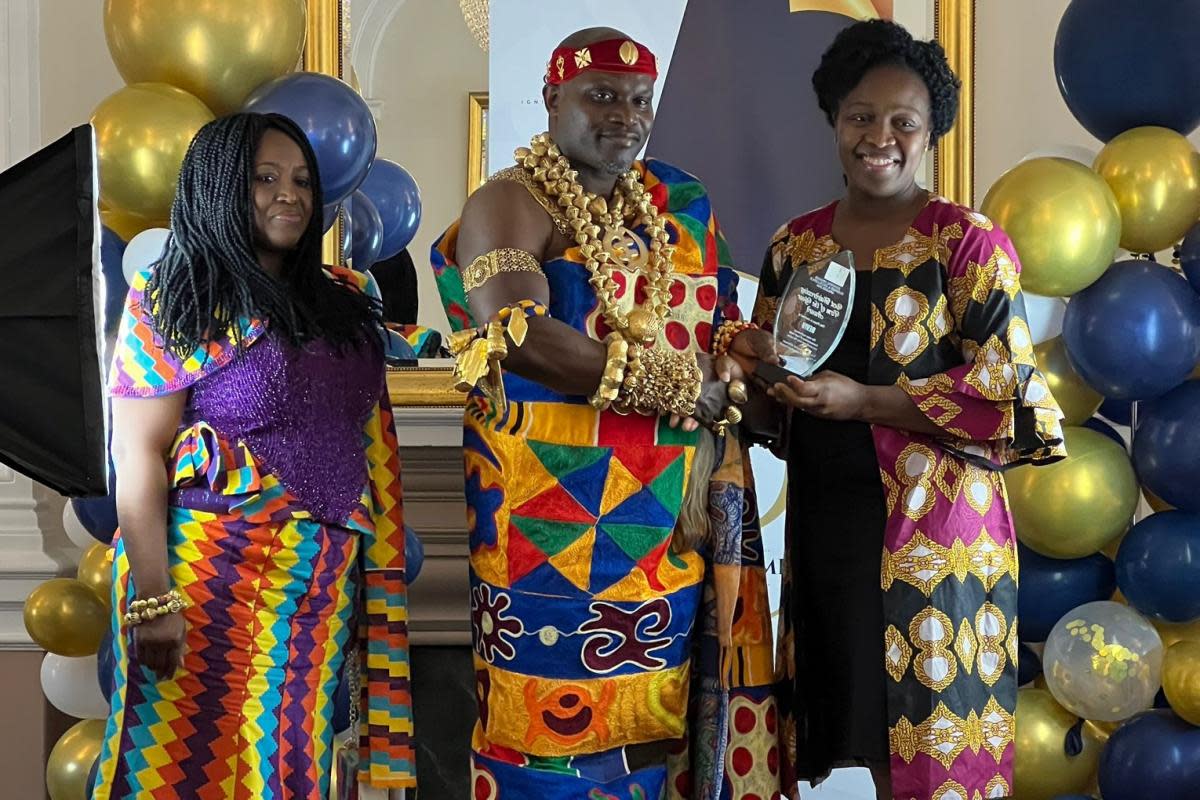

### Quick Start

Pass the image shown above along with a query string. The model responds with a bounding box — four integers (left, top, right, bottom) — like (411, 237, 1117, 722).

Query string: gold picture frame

(311, 0, 975, 406)
(467, 91, 490, 196)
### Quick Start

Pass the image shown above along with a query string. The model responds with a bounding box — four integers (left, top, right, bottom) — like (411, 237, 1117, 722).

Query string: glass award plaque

(754, 250, 857, 384)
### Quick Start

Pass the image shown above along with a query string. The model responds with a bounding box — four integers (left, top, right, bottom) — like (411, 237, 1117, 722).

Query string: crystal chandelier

(459, 0, 489, 51)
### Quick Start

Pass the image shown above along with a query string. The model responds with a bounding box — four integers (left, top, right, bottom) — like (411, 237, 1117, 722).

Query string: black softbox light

(0, 125, 107, 496)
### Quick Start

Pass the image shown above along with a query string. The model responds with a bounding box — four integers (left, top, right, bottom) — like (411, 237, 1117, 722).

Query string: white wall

(37, 0, 121, 147)
(356, 1, 488, 331)
(976, 0, 1200, 198)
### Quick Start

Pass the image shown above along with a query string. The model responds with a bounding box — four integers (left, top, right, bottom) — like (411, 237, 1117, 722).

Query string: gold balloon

(1033, 336, 1103, 426)
(980, 157, 1121, 297)
(1082, 717, 1124, 746)
(1005, 427, 1139, 558)
(46, 719, 105, 800)
(1156, 617, 1200, 649)
(1162, 641, 1200, 726)
(103, 0, 307, 115)
(1103, 529, 1128, 561)
(788, 0, 885, 19)
(92, 83, 214, 221)
(1014, 688, 1102, 800)
(23, 578, 109, 657)
(1094, 126, 1200, 254)
(100, 204, 167, 243)
(76, 543, 114, 609)
(1145, 487, 1175, 513)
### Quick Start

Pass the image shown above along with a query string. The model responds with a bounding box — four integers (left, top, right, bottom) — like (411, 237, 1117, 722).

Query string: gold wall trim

(467, 91, 490, 196)
(934, 0, 975, 207)
(304, 0, 346, 265)
(387, 367, 466, 408)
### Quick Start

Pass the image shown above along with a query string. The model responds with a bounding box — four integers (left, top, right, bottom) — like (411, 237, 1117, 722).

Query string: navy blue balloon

(1018, 641, 1043, 686)
(1050, 796, 1097, 800)
(244, 72, 377, 207)
(350, 190, 383, 271)
(405, 524, 424, 583)
(1133, 381, 1200, 512)
(1182, 222, 1200, 294)
(100, 226, 130, 340)
(86, 756, 100, 797)
(1082, 415, 1124, 446)
(72, 466, 118, 544)
(357, 159, 422, 261)
(1098, 397, 1132, 426)
(97, 628, 116, 703)
(322, 202, 340, 234)
(1054, 0, 1200, 142)
(1062, 261, 1200, 401)
(1098, 710, 1200, 800)
(1116, 510, 1200, 621)
(1018, 542, 1117, 642)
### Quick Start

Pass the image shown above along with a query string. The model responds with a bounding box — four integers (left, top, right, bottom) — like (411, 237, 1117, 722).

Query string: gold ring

(727, 379, 748, 405)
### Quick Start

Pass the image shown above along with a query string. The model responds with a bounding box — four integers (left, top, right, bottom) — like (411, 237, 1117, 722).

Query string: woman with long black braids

(93, 112, 415, 799)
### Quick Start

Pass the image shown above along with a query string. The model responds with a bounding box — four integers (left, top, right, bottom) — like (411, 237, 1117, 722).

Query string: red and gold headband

(545, 38, 659, 85)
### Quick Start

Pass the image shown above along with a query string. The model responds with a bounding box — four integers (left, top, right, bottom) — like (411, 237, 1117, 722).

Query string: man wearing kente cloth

(432, 27, 784, 800)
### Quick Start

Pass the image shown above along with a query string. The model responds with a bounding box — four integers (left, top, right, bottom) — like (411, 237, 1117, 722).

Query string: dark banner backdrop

(648, 2, 855, 275)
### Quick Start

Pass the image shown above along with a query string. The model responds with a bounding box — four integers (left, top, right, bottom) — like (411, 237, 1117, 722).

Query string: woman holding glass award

(748, 20, 1066, 800)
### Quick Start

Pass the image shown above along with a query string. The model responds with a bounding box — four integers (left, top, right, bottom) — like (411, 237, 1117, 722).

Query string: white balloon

(121, 228, 170, 285)
(40, 653, 109, 720)
(62, 503, 97, 550)
(1020, 144, 1099, 166)
(1043, 601, 1164, 722)
(1023, 293, 1067, 344)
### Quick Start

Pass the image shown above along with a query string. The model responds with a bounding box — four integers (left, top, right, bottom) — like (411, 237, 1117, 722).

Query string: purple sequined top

(184, 332, 384, 524)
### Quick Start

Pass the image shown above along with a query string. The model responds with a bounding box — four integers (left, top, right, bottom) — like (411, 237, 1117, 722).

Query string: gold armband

(463, 248, 544, 292)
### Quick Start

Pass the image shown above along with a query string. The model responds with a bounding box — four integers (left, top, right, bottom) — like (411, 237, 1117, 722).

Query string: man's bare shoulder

(459, 170, 555, 260)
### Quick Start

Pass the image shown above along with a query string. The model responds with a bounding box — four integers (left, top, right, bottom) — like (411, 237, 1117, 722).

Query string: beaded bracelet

(123, 589, 187, 628)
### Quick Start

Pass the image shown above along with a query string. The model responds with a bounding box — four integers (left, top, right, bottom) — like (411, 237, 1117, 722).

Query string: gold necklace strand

(513, 132, 674, 345)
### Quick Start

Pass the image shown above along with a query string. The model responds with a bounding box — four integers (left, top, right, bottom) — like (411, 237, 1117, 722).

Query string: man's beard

(598, 157, 633, 176)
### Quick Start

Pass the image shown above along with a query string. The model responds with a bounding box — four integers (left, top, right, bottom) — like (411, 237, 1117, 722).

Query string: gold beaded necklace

(513, 132, 674, 345)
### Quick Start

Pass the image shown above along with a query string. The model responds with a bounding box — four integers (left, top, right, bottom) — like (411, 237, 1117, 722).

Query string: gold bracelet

(616, 346, 702, 418)
(463, 248, 544, 292)
(712, 319, 758, 357)
(590, 334, 630, 410)
(123, 589, 187, 627)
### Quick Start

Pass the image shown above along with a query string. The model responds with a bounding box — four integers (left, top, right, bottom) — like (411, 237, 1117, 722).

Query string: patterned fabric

(433, 158, 769, 797)
(95, 479, 360, 800)
(667, 435, 783, 800)
(756, 198, 1065, 800)
(94, 268, 414, 797)
(388, 323, 443, 358)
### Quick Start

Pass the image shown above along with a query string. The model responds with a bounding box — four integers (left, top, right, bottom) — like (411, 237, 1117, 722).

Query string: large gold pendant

(602, 224, 650, 271)
(602, 225, 661, 343)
